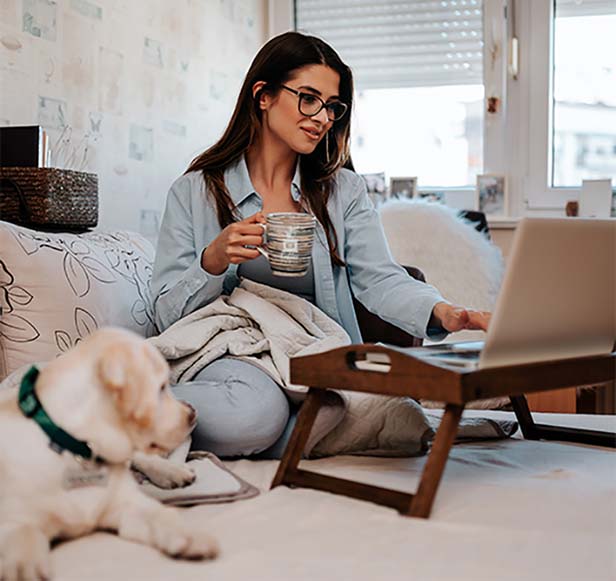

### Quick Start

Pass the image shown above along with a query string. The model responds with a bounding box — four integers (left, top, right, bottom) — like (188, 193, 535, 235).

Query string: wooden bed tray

(271, 345, 616, 518)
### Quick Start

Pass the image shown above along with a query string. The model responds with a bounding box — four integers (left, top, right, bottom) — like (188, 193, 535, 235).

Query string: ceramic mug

(257, 212, 316, 277)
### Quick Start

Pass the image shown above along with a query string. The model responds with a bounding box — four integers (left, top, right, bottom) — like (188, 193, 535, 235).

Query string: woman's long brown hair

(186, 31, 354, 266)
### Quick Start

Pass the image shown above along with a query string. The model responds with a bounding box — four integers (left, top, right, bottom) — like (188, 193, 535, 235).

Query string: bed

(49, 410, 616, 580)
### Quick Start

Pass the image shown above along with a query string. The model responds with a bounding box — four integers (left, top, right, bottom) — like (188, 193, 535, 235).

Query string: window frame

(520, 0, 575, 210)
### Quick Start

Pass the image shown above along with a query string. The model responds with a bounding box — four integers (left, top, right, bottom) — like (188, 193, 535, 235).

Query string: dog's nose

(186, 403, 197, 425)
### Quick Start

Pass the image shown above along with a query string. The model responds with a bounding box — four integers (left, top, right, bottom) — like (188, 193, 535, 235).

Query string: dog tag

(63, 465, 109, 489)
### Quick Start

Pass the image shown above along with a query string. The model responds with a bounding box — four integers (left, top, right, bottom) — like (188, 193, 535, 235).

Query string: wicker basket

(0, 167, 98, 231)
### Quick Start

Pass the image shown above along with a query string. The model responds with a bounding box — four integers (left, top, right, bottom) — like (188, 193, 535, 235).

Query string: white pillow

(0, 221, 156, 379)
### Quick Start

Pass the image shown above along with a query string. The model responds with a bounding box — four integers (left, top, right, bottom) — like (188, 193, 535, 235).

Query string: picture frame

(579, 179, 612, 218)
(476, 174, 507, 216)
(389, 176, 417, 200)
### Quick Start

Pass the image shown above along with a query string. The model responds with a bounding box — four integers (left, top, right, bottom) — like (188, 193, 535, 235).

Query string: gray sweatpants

(171, 358, 298, 459)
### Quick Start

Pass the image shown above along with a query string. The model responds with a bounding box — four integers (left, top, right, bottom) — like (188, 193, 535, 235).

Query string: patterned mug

(257, 212, 316, 277)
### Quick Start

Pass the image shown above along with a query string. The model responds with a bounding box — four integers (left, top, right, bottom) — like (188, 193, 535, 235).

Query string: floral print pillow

(0, 221, 156, 379)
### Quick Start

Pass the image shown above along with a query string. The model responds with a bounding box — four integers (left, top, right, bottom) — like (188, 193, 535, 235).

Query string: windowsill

(487, 217, 519, 229)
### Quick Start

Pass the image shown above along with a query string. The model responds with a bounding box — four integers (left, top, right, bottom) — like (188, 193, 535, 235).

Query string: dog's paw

(153, 510, 219, 560)
(168, 526, 220, 561)
(0, 524, 51, 581)
(132, 454, 196, 489)
(147, 463, 196, 489)
(122, 508, 219, 560)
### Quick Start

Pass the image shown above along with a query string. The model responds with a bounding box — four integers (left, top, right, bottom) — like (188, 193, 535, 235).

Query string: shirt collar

(224, 155, 302, 206)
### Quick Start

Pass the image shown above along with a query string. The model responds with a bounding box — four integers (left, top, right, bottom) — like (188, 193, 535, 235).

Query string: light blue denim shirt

(150, 157, 448, 343)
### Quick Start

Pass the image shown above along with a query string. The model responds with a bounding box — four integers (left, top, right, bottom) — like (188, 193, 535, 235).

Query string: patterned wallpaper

(0, 0, 266, 241)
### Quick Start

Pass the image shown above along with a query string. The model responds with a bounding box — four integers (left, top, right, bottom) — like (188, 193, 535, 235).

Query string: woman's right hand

(201, 212, 266, 275)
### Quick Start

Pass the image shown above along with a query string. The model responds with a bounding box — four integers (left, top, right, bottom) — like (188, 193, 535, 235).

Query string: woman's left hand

(431, 302, 491, 333)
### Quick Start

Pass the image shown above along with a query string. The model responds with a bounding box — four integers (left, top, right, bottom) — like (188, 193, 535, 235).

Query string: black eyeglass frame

(280, 85, 348, 122)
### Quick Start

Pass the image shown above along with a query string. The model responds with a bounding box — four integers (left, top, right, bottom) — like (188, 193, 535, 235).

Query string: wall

(0, 0, 266, 241)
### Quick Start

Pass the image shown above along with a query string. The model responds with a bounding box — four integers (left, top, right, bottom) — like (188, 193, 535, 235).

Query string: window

(350, 86, 483, 187)
(287, 0, 616, 214)
(295, 0, 485, 189)
(552, 1, 616, 187)
(523, 0, 616, 209)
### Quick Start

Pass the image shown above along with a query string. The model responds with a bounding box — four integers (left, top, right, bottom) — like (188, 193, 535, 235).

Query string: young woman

(150, 31, 489, 458)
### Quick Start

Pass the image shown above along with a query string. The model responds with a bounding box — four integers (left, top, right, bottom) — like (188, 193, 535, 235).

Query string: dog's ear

(97, 344, 127, 390)
(97, 343, 157, 428)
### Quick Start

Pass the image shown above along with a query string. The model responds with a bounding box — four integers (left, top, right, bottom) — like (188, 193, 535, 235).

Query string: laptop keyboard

(427, 351, 481, 360)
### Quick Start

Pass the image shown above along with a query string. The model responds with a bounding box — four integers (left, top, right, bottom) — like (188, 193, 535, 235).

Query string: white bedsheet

(52, 411, 616, 581)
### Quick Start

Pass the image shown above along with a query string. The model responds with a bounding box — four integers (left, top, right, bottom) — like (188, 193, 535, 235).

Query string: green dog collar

(19, 366, 103, 463)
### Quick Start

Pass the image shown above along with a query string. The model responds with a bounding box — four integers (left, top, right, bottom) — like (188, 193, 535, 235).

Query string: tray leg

(510, 395, 540, 439)
(271, 397, 466, 518)
(511, 394, 615, 447)
(407, 403, 464, 518)
(271, 388, 324, 488)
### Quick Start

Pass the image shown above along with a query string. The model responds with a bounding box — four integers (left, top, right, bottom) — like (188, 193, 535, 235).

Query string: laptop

(395, 217, 615, 370)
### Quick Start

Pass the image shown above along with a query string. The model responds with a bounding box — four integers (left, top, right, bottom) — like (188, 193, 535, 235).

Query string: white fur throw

(379, 199, 505, 344)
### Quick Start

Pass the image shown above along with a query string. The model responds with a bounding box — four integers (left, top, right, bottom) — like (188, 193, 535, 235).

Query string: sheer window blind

(556, 0, 616, 17)
(295, 0, 484, 90)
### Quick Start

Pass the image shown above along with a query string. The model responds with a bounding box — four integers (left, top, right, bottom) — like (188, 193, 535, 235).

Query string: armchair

(353, 265, 425, 348)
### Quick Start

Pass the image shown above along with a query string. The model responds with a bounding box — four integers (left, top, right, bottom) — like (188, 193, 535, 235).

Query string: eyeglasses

(280, 85, 348, 122)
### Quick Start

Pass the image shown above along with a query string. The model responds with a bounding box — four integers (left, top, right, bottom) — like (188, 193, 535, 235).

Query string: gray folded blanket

(138, 451, 259, 506)
(149, 280, 517, 458)
(310, 394, 517, 458)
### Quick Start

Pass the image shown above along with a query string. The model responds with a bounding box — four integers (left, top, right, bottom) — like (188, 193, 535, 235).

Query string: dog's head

(93, 328, 196, 455)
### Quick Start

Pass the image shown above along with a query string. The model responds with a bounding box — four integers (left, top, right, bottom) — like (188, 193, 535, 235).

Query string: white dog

(0, 327, 218, 581)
